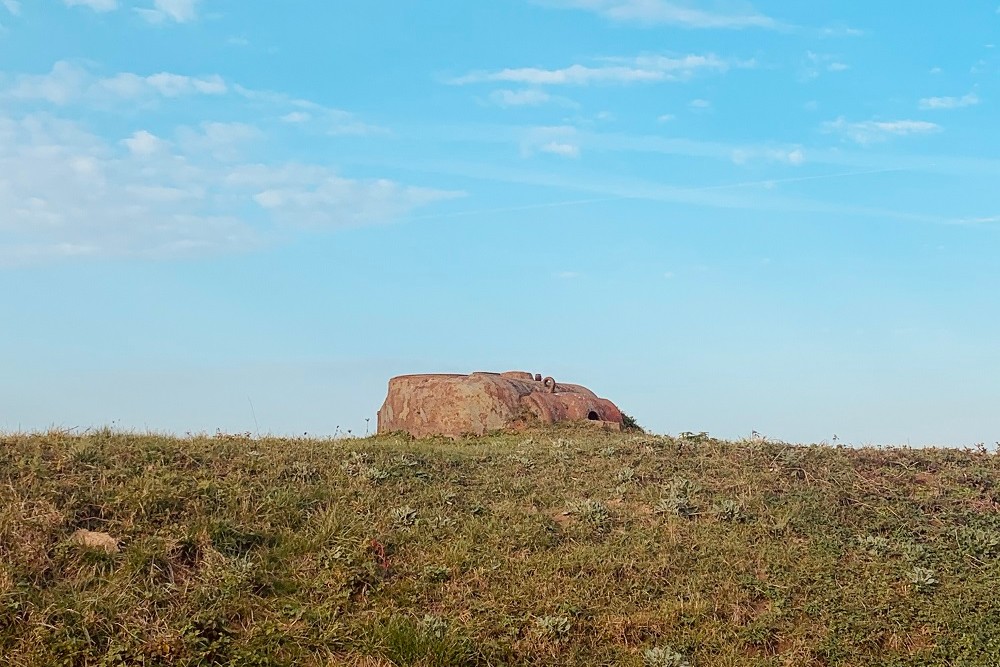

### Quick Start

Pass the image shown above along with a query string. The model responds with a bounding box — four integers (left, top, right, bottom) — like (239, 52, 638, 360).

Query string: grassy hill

(2, 428, 1000, 666)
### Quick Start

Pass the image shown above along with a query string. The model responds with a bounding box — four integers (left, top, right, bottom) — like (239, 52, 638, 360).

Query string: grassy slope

(2, 428, 1000, 666)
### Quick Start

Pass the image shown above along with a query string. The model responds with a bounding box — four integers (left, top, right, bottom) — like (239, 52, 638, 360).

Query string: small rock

(71, 529, 119, 554)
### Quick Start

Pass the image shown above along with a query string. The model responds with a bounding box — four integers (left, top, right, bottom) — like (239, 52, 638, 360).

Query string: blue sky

(1, 1, 998, 445)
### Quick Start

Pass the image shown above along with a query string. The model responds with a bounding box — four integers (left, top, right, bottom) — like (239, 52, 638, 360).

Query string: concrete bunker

(377, 371, 624, 438)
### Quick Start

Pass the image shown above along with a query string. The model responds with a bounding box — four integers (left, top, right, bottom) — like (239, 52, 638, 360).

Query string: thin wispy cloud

(800, 51, 850, 80)
(176, 121, 264, 162)
(731, 147, 806, 166)
(919, 92, 980, 110)
(487, 89, 554, 107)
(63, 0, 117, 11)
(2, 0, 21, 15)
(520, 125, 581, 158)
(949, 215, 1000, 225)
(538, 0, 782, 30)
(281, 111, 311, 123)
(817, 24, 864, 37)
(822, 117, 941, 145)
(540, 141, 581, 158)
(233, 86, 387, 136)
(1, 62, 387, 139)
(3, 61, 226, 105)
(136, 0, 200, 24)
(452, 54, 746, 86)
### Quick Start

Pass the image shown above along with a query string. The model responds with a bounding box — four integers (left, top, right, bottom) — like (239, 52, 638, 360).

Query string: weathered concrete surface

(377, 371, 623, 438)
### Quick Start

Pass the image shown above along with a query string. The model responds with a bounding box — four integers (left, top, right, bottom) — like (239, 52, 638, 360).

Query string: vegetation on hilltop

(2, 428, 1000, 666)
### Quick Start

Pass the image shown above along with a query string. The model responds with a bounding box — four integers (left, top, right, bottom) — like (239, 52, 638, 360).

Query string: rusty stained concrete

(377, 371, 623, 438)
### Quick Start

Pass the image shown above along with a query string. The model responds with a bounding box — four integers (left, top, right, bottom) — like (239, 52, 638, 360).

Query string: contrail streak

(402, 167, 908, 222)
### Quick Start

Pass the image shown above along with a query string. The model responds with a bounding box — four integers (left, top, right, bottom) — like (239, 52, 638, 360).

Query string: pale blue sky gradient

(1, 1, 999, 445)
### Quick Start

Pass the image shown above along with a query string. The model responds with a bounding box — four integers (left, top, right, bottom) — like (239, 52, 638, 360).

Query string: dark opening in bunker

(587, 411, 600, 421)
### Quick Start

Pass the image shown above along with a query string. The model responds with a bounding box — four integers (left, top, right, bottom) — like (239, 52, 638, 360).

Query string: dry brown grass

(1, 427, 999, 665)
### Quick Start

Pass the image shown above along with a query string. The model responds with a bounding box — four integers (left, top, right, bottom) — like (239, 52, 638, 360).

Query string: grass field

(2, 427, 1000, 666)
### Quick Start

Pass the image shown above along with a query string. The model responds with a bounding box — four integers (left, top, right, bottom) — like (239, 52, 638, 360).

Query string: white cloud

(64, 0, 117, 11)
(556, 271, 580, 279)
(235, 87, 386, 136)
(823, 117, 941, 145)
(731, 146, 805, 166)
(918, 92, 980, 110)
(136, 0, 200, 23)
(488, 89, 553, 106)
(929, 67, 943, 75)
(122, 129, 169, 156)
(817, 24, 864, 37)
(800, 51, 849, 80)
(2, 0, 20, 15)
(0, 113, 461, 265)
(540, 142, 581, 158)
(539, 0, 780, 29)
(5, 61, 89, 104)
(146, 72, 226, 96)
(0, 114, 244, 263)
(520, 125, 581, 158)
(281, 111, 311, 123)
(176, 122, 263, 162)
(453, 53, 744, 86)
(3, 61, 228, 106)
(970, 58, 993, 75)
(689, 98, 711, 110)
(951, 215, 1000, 225)
(657, 113, 675, 122)
(96, 72, 227, 98)
(246, 167, 462, 229)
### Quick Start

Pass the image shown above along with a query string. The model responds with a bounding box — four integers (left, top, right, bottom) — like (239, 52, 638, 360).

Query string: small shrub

(421, 614, 448, 639)
(391, 506, 419, 527)
(714, 499, 746, 523)
(908, 567, 938, 592)
(858, 535, 891, 557)
(427, 515, 456, 530)
(535, 615, 572, 641)
(656, 479, 699, 518)
(570, 500, 611, 529)
(622, 413, 645, 433)
(285, 460, 320, 483)
(616, 467, 637, 484)
(362, 466, 392, 482)
(644, 646, 692, 667)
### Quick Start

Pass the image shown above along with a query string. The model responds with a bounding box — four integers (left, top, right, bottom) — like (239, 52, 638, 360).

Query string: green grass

(2, 427, 1000, 666)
